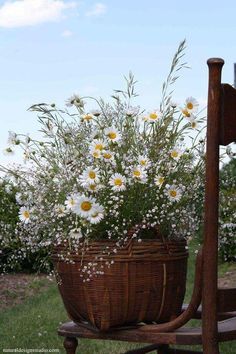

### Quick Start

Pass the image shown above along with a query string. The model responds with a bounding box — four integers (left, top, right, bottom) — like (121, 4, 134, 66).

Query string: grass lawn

(0, 245, 236, 354)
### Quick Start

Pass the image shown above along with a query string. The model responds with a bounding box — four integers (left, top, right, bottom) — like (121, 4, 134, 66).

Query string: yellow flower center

(70, 199, 76, 206)
(171, 151, 179, 158)
(84, 114, 92, 121)
(158, 177, 164, 184)
(182, 109, 191, 117)
(186, 102, 193, 110)
(149, 112, 158, 120)
(170, 190, 177, 198)
(103, 153, 112, 159)
(89, 171, 96, 179)
(89, 184, 96, 191)
(92, 151, 100, 158)
(81, 201, 92, 211)
(133, 170, 141, 177)
(108, 132, 117, 140)
(191, 121, 197, 128)
(95, 144, 103, 150)
(140, 160, 146, 166)
(114, 178, 122, 186)
(23, 211, 30, 219)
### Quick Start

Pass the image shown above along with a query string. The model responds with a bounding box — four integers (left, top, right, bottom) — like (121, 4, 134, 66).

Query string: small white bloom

(7, 131, 18, 145)
(15, 192, 24, 205)
(19, 206, 31, 224)
(70, 228, 83, 240)
(65, 193, 80, 211)
(90, 149, 102, 159)
(85, 183, 102, 193)
(109, 173, 126, 191)
(91, 109, 101, 117)
(189, 116, 198, 129)
(66, 94, 84, 108)
(55, 204, 67, 217)
(105, 127, 121, 142)
(102, 150, 114, 162)
(170, 101, 178, 109)
(132, 166, 147, 183)
(154, 175, 165, 188)
(87, 204, 104, 224)
(166, 185, 182, 202)
(138, 155, 151, 169)
(126, 106, 139, 116)
(170, 148, 182, 161)
(3, 147, 14, 156)
(81, 113, 94, 122)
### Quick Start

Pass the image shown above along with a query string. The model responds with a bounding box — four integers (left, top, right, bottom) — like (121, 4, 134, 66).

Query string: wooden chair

(57, 58, 236, 354)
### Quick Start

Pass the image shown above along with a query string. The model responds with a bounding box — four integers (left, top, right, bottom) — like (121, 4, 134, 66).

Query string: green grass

(0, 245, 235, 354)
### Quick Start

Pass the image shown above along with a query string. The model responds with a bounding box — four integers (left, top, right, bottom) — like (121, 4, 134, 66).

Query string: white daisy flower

(90, 139, 106, 151)
(90, 149, 102, 159)
(87, 204, 104, 224)
(181, 108, 191, 118)
(185, 97, 199, 112)
(166, 185, 182, 202)
(66, 94, 84, 108)
(91, 109, 101, 117)
(85, 183, 102, 193)
(19, 206, 31, 224)
(170, 101, 178, 109)
(69, 228, 83, 240)
(65, 193, 80, 211)
(189, 116, 198, 129)
(138, 155, 151, 169)
(3, 147, 14, 156)
(170, 148, 182, 161)
(55, 204, 67, 217)
(109, 173, 126, 191)
(15, 193, 24, 205)
(145, 110, 162, 123)
(132, 166, 147, 183)
(105, 127, 121, 142)
(81, 113, 94, 122)
(79, 167, 100, 185)
(7, 131, 18, 145)
(102, 150, 114, 162)
(74, 195, 96, 217)
(154, 175, 165, 188)
(126, 106, 139, 117)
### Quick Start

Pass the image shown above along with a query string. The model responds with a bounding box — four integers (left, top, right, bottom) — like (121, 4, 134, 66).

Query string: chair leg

(63, 337, 78, 354)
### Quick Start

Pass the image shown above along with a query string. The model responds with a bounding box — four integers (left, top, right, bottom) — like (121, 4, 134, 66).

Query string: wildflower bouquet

(1, 41, 205, 275)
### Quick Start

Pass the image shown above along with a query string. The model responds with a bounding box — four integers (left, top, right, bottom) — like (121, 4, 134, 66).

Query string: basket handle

(126, 224, 172, 255)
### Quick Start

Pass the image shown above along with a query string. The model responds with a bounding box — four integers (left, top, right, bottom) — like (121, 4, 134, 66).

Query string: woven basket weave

(52, 232, 188, 332)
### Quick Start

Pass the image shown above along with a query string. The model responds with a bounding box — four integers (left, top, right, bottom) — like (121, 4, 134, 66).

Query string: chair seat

(58, 317, 236, 346)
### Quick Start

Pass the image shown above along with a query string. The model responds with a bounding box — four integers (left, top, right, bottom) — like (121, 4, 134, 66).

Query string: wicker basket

(52, 232, 188, 332)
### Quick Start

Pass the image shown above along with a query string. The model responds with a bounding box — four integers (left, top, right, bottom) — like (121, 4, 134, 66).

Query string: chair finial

(207, 58, 224, 66)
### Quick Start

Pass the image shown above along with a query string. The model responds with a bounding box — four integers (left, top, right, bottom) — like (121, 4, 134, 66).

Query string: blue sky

(0, 0, 236, 165)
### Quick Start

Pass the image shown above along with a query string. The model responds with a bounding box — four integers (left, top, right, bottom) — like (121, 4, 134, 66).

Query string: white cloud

(0, 0, 77, 28)
(86, 3, 106, 17)
(62, 29, 73, 37)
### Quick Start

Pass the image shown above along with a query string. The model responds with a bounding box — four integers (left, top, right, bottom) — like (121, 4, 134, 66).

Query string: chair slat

(220, 84, 236, 145)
